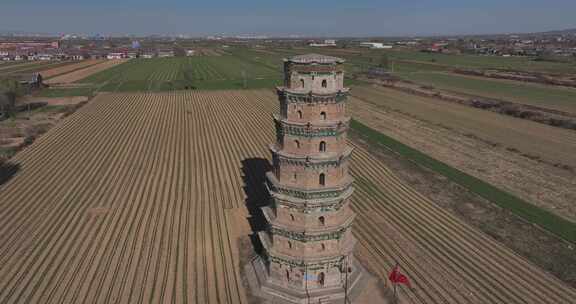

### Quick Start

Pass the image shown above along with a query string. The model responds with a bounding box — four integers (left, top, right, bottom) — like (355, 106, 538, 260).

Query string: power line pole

(241, 70, 247, 89)
(344, 256, 349, 304)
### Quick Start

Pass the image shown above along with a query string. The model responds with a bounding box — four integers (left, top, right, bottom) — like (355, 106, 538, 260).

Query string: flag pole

(393, 281, 397, 303)
(393, 262, 399, 304)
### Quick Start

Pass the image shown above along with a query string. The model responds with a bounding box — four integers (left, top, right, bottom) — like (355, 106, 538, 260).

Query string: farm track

(0, 90, 575, 304)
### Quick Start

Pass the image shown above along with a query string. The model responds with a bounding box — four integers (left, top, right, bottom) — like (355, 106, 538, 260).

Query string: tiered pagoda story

(249, 54, 366, 304)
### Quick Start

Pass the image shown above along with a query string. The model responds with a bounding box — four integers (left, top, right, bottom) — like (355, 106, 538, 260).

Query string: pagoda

(248, 54, 366, 303)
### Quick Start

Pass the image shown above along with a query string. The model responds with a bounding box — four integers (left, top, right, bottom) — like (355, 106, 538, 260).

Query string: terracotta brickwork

(252, 54, 364, 302)
(280, 134, 348, 156)
(284, 102, 346, 122)
(274, 160, 350, 188)
(274, 204, 354, 228)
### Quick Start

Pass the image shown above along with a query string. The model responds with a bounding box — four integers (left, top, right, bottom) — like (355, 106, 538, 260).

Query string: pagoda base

(245, 254, 369, 304)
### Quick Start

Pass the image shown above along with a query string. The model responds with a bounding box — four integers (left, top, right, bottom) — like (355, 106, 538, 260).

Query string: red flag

(389, 265, 411, 288)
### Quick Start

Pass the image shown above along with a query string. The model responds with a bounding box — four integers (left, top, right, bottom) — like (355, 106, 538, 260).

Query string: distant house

(37, 54, 54, 61)
(107, 52, 125, 60)
(359, 42, 392, 49)
(70, 52, 88, 60)
(186, 49, 196, 56)
(309, 39, 337, 47)
(157, 50, 175, 58)
(89, 52, 106, 60)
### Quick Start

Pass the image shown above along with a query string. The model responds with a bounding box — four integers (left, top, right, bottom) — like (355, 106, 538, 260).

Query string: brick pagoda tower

(248, 54, 366, 304)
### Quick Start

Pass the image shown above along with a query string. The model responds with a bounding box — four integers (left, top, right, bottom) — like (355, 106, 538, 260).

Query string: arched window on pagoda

(318, 216, 325, 226)
(300, 79, 305, 88)
(319, 173, 326, 186)
(320, 111, 326, 120)
(295, 140, 300, 149)
(321, 79, 327, 88)
(288, 241, 292, 249)
(319, 141, 326, 152)
(290, 214, 295, 221)
(297, 110, 303, 119)
(321, 243, 326, 251)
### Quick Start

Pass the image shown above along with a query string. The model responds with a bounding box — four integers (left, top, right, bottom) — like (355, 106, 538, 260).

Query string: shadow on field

(241, 158, 272, 256)
(0, 162, 20, 186)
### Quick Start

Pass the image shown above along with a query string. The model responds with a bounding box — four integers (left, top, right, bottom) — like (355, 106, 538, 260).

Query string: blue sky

(1, 0, 576, 36)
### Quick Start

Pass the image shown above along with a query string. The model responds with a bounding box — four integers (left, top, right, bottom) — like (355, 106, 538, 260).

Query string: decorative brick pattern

(254, 54, 364, 299)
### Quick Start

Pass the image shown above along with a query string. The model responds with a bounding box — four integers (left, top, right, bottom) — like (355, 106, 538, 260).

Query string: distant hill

(540, 28, 576, 35)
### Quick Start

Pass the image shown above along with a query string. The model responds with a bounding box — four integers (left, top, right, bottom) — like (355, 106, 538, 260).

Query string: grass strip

(350, 118, 576, 243)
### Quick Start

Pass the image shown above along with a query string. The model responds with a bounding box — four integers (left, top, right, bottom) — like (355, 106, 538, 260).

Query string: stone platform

(245, 254, 381, 304)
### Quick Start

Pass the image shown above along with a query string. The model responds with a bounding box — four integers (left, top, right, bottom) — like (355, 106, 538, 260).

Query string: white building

(37, 54, 54, 61)
(309, 39, 337, 47)
(107, 53, 124, 60)
(360, 42, 392, 49)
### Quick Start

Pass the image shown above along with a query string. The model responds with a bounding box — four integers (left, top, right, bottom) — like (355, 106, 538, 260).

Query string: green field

(400, 71, 576, 113)
(385, 50, 576, 74)
(78, 54, 282, 92)
(38, 87, 97, 97)
(290, 47, 576, 114)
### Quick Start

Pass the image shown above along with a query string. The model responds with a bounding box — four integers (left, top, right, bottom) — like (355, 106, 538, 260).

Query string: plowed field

(45, 59, 127, 85)
(0, 90, 574, 304)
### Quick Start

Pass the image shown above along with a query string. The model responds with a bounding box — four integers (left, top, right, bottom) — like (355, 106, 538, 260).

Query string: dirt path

(0, 90, 574, 304)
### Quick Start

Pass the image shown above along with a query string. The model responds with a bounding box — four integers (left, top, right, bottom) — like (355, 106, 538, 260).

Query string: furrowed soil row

(42, 94, 155, 304)
(58, 95, 159, 304)
(0, 95, 133, 277)
(83, 94, 166, 304)
(350, 146, 576, 303)
(1, 90, 575, 304)
(0, 94, 141, 300)
(204, 95, 237, 303)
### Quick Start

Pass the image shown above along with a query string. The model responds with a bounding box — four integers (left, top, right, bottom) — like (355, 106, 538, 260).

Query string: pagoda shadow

(241, 157, 272, 255)
(0, 161, 20, 186)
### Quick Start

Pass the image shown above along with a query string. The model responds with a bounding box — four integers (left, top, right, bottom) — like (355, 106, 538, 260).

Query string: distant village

(1, 30, 575, 63)
(0, 39, 182, 62)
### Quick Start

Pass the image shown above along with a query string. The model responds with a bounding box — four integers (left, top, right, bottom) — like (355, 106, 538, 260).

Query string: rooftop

(286, 53, 345, 64)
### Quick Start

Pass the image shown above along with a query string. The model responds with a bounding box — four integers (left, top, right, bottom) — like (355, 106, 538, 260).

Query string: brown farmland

(40, 59, 103, 79)
(45, 59, 127, 85)
(0, 90, 574, 304)
(351, 85, 576, 221)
